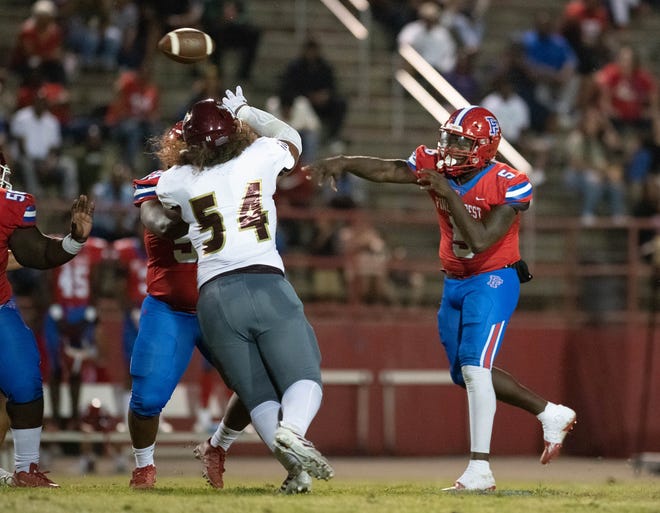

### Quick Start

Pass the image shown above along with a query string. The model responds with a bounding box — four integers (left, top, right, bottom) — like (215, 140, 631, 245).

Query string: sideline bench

(1, 369, 373, 466)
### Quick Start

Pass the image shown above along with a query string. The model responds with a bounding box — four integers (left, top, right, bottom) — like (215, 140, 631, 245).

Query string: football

(157, 28, 215, 64)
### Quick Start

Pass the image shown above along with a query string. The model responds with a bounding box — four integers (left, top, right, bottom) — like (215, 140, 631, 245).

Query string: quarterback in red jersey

(306, 105, 577, 491)
(0, 155, 94, 487)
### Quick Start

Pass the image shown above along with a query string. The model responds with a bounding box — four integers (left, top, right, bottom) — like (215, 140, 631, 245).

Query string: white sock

(280, 380, 322, 436)
(467, 459, 491, 473)
(462, 365, 496, 454)
(12, 426, 42, 472)
(249, 401, 280, 451)
(536, 401, 555, 422)
(210, 421, 242, 452)
(133, 443, 155, 468)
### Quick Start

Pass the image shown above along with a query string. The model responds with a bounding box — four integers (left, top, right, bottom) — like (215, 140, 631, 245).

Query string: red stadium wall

(90, 304, 660, 459)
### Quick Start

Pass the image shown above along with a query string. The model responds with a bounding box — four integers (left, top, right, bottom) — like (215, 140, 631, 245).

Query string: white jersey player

(156, 90, 334, 493)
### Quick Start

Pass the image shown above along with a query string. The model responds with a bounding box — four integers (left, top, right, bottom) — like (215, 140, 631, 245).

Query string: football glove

(222, 86, 248, 116)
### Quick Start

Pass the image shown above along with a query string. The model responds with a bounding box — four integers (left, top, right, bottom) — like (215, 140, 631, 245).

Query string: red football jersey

(50, 237, 108, 307)
(133, 171, 198, 313)
(112, 237, 148, 308)
(408, 145, 533, 277)
(0, 188, 37, 304)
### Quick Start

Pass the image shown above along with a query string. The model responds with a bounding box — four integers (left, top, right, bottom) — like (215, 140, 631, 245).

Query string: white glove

(222, 86, 248, 116)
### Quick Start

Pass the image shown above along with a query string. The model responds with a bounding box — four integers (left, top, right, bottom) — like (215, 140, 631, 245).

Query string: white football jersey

(156, 137, 295, 289)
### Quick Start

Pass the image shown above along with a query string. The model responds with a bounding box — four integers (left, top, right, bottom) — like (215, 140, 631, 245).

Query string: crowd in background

(1, 0, 660, 449)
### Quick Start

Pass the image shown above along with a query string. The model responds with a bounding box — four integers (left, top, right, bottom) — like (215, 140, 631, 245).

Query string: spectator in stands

(9, 90, 77, 199)
(607, 0, 644, 27)
(594, 44, 659, 137)
(397, 1, 458, 75)
(480, 76, 547, 185)
(624, 112, 660, 204)
(67, 124, 116, 196)
(481, 77, 530, 146)
(90, 162, 138, 241)
(519, 10, 579, 133)
(445, 51, 482, 105)
(279, 38, 348, 150)
(388, 246, 426, 307)
(104, 62, 161, 171)
(43, 233, 107, 430)
(562, 105, 627, 225)
(176, 63, 225, 121)
(116, 1, 153, 70)
(150, 0, 203, 34)
(632, 174, 660, 264)
(368, 0, 418, 51)
(14, 68, 72, 131)
(201, 1, 262, 82)
(442, 0, 490, 57)
(140, 0, 203, 69)
(62, 0, 138, 73)
(266, 91, 322, 248)
(560, 0, 614, 110)
(308, 217, 346, 302)
(266, 92, 322, 166)
(9, 0, 67, 85)
(338, 212, 395, 305)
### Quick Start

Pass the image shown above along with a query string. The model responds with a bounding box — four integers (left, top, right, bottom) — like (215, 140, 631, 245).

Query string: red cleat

(130, 464, 156, 489)
(13, 463, 59, 488)
(193, 438, 226, 489)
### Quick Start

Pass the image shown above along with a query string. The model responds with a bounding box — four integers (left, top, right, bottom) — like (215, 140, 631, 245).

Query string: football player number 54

(190, 180, 270, 255)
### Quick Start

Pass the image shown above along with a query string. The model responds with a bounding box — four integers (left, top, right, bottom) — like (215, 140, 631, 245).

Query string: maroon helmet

(182, 99, 236, 149)
(167, 120, 184, 142)
(437, 105, 501, 177)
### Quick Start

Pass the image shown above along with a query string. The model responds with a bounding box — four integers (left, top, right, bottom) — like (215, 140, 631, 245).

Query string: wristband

(61, 234, 85, 255)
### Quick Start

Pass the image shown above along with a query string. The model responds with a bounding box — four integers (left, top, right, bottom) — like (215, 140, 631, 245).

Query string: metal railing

(29, 199, 659, 322)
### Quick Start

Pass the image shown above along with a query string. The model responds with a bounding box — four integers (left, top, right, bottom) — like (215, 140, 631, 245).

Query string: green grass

(1, 476, 659, 513)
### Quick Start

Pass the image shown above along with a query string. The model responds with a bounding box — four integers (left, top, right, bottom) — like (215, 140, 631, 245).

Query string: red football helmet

(437, 106, 501, 177)
(183, 99, 236, 149)
(0, 152, 12, 190)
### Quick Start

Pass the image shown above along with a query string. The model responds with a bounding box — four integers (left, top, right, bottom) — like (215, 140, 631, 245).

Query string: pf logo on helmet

(486, 116, 500, 137)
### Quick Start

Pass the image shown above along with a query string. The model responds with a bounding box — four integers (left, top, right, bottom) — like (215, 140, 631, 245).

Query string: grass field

(1, 476, 659, 513)
(1, 457, 659, 513)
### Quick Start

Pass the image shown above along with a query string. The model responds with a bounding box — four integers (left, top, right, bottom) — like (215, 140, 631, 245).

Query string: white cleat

(539, 403, 577, 464)
(0, 467, 14, 487)
(442, 467, 496, 492)
(274, 424, 334, 481)
(280, 470, 312, 494)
